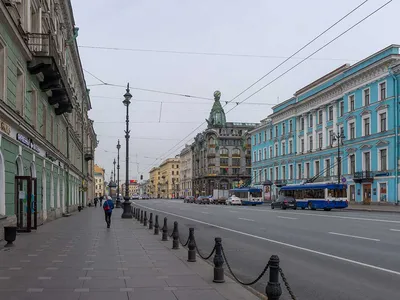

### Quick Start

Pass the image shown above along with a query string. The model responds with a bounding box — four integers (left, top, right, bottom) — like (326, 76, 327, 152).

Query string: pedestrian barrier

(143, 211, 147, 226)
(132, 206, 296, 300)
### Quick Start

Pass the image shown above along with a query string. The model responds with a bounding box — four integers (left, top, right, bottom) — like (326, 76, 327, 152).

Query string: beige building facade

(94, 164, 105, 198)
(149, 167, 160, 198)
(159, 157, 180, 199)
(179, 145, 192, 197)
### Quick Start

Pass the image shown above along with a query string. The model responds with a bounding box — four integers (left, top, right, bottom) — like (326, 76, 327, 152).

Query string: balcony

(84, 147, 94, 161)
(26, 32, 73, 115)
(353, 171, 373, 183)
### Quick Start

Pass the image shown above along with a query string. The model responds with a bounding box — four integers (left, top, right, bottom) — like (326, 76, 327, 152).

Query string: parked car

(226, 195, 241, 205)
(141, 194, 149, 200)
(195, 196, 210, 204)
(208, 195, 215, 204)
(184, 196, 194, 203)
(131, 194, 139, 200)
(271, 195, 297, 210)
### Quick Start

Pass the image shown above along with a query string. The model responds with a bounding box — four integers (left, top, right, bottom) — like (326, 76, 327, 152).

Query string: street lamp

(113, 158, 116, 182)
(331, 128, 346, 184)
(121, 83, 133, 218)
(116, 140, 121, 208)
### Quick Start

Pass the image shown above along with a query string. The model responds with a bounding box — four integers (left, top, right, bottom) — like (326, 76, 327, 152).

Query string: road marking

(389, 229, 400, 232)
(134, 202, 400, 276)
(229, 210, 238, 213)
(277, 216, 297, 220)
(328, 232, 380, 242)
(201, 212, 209, 214)
(238, 217, 255, 222)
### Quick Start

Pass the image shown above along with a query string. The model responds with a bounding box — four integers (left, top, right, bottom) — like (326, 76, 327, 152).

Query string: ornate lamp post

(113, 158, 116, 182)
(331, 128, 346, 184)
(116, 140, 121, 208)
(121, 83, 133, 218)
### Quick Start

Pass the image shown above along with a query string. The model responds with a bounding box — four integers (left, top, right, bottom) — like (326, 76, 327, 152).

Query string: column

(296, 116, 300, 154)
(332, 101, 338, 134)
(303, 113, 308, 152)
(312, 110, 317, 151)
(322, 105, 327, 148)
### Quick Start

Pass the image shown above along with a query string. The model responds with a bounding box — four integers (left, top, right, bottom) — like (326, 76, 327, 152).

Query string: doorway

(363, 184, 372, 205)
(349, 185, 355, 202)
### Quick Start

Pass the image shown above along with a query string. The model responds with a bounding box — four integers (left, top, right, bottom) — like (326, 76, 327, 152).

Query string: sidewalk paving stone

(0, 206, 261, 300)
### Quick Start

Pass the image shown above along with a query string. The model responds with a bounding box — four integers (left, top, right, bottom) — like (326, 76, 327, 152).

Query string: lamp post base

(121, 198, 132, 219)
(116, 199, 121, 208)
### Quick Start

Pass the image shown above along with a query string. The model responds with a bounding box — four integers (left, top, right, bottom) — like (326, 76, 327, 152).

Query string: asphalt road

(132, 199, 400, 300)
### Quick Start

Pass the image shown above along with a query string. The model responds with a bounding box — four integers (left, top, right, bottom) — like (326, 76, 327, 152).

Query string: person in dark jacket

(102, 196, 114, 228)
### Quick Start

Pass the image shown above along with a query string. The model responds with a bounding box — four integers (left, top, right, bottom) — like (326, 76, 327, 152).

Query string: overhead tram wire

(224, 0, 369, 106)
(225, 0, 392, 115)
(140, 1, 375, 173)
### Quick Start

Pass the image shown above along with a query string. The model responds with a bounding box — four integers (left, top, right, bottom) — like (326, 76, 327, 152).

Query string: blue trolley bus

(279, 183, 348, 211)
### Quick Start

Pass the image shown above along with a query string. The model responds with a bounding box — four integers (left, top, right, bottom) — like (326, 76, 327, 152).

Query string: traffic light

(140, 175, 143, 180)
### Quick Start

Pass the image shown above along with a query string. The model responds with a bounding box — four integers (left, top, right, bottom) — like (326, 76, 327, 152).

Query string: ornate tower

(206, 90, 226, 128)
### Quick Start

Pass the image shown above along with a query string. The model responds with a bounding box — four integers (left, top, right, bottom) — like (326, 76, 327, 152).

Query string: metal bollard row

(154, 215, 159, 235)
(144, 211, 147, 226)
(162, 217, 168, 241)
(149, 213, 153, 229)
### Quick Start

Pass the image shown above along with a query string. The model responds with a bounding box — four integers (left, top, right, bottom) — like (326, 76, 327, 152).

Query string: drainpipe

(81, 102, 85, 208)
(66, 126, 70, 213)
(389, 67, 399, 205)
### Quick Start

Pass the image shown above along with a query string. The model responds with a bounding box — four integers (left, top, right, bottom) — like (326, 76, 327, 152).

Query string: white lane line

(328, 232, 380, 242)
(238, 218, 255, 222)
(229, 210, 238, 213)
(134, 202, 400, 276)
(240, 207, 400, 224)
(201, 212, 210, 214)
(389, 229, 400, 232)
(277, 216, 297, 220)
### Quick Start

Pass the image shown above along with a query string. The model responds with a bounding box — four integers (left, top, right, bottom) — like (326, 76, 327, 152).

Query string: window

(364, 89, 370, 106)
(289, 140, 293, 154)
(363, 117, 370, 136)
(328, 130, 334, 145)
(300, 138, 304, 153)
(349, 123, 355, 140)
(264, 131, 267, 141)
(349, 154, 356, 175)
(220, 148, 229, 156)
(275, 126, 278, 137)
(349, 95, 355, 112)
(31, 89, 38, 128)
(364, 152, 371, 171)
(309, 136, 313, 151)
(258, 133, 261, 144)
(325, 159, 331, 177)
(232, 148, 240, 156)
(269, 128, 273, 139)
(270, 168, 273, 181)
(42, 103, 47, 137)
(339, 101, 344, 117)
(263, 148, 267, 160)
(269, 146, 273, 158)
(0, 41, 5, 101)
(282, 123, 286, 135)
(232, 168, 240, 175)
(282, 142, 286, 155)
(318, 110, 322, 125)
(379, 82, 386, 101)
(258, 149, 262, 161)
(16, 67, 25, 115)
(379, 149, 387, 171)
(301, 118, 304, 130)
(275, 144, 278, 157)
(315, 161, 320, 176)
(289, 165, 293, 179)
(305, 163, 310, 178)
(275, 167, 279, 180)
(328, 106, 333, 121)
(252, 136, 256, 146)
(253, 171, 257, 182)
(297, 164, 302, 179)
(379, 112, 387, 132)
(289, 120, 293, 132)
(318, 133, 323, 149)
(282, 166, 286, 180)
(172, 171, 174, 175)
(309, 114, 313, 127)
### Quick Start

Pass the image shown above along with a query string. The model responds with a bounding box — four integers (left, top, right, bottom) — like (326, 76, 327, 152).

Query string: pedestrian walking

(99, 196, 103, 206)
(103, 196, 114, 228)
(94, 197, 98, 207)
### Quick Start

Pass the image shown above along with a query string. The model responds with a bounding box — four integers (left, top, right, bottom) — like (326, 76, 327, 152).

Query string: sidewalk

(347, 202, 400, 213)
(0, 207, 261, 300)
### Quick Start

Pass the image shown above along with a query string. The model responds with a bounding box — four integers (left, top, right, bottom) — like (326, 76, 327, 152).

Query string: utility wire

(141, 0, 391, 174)
(78, 45, 356, 62)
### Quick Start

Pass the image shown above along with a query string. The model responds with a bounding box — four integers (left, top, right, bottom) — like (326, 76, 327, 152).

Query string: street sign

(341, 177, 347, 183)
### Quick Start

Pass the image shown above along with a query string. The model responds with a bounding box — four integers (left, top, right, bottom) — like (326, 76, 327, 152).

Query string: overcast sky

(71, 0, 398, 182)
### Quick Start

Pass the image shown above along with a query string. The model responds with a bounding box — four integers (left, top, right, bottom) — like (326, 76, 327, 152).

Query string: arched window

(219, 148, 229, 156)
(232, 148, 241, 157)
(246, 138, 251, 145)
(208, 137, 216, 146)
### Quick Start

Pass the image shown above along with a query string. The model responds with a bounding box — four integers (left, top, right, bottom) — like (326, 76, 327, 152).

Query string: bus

(279, 183, 348, 211)
(229, 187, 264, 206)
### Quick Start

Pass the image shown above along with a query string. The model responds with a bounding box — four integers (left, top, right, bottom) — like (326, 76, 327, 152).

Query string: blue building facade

(251, 45, 400, 204)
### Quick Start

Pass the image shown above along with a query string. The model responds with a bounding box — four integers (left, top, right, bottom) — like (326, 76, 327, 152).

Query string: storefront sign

(16, 133, 40, 153)
(0, 120, 11, 135)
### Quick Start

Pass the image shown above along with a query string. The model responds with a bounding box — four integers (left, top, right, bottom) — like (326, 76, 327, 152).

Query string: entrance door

(14, 176, 37, 232)
(363, 184, 372, 205)
(349, 185, 355, 202)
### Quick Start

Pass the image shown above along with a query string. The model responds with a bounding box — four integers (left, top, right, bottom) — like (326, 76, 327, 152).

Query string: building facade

(121, 180, 139, 197)
(159, 157, 180, 199)
(94, 164, 105, 198)
(179, 144, 192, 197)
(251, 45, 400, 204)
(0, 0, 96, 238)
(148, 167, 160, 198)
(192, 91, 257, 196)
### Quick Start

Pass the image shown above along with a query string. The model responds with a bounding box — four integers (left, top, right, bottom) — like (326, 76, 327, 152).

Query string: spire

(206, 90, 226, 128)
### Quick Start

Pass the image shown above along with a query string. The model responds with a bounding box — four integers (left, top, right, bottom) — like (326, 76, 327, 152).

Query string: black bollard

(187, 228, 196, 262)
(172, 221, 179, 250)
(149, 213, 153, 230)
(140, 210, 144, 224)
(144, 211, 148, 226)
(265, 255, 282, 300)
(213, 237, 224, 283)
(133, 207, 136, 216)
(136, 209, 139, 220)
(154, 215, 159, 235)
(162, 217, 168, 241)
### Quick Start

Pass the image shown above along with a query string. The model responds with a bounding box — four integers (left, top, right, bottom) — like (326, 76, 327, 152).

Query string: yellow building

(159, 157, 180, 199)
(149, 167, 160, 198)
(94, 165, 106, 198)
(121, 181, 139, 197)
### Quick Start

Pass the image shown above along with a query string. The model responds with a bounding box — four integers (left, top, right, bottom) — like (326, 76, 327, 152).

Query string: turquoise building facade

(251, 45, 400, 204)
